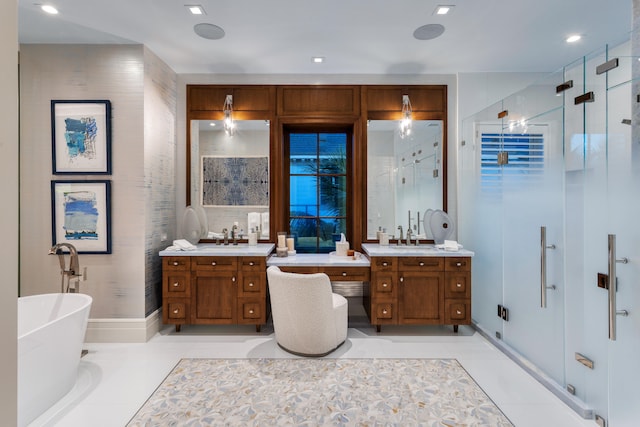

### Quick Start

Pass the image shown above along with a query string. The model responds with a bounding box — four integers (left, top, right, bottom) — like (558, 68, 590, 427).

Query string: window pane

(319, 175, 346, 217)
(319, 133, 346, 173)
(290, 133, 317, 172)
(289, 218, 318, 252)
(290, 176, 317, 216)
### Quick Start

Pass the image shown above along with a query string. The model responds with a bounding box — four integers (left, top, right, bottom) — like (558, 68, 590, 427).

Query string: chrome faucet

(222, 228, 229, 245)
(406, 228, 412, 246)
(397, 225, 404, 245)
(49, 243, 82, 292)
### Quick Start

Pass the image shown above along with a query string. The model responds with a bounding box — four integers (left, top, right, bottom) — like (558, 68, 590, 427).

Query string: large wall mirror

(367, 120, 444, 240)
(189, 119, 271, 240)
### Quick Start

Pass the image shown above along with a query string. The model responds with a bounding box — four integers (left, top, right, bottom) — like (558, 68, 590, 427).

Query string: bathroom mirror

(367, 120, 444, 239)
(189, 119, 271, 239)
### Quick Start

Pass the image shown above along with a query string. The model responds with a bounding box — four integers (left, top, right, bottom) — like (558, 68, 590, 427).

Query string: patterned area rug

(127, 358, 513, 426)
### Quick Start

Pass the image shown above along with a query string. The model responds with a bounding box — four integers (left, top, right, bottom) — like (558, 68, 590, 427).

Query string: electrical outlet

(501, 307, 509, 321)
(497, 304, 503, 317)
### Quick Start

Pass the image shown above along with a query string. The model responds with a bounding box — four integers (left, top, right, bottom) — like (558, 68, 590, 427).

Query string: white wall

(143, 47, 177, 317)
(0, 1, 18, 423)
(19, 45, 177, 331)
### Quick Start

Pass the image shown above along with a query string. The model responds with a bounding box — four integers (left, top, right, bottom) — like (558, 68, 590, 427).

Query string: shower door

(498, 71, 567, 385)
(565, 39, 640, 425)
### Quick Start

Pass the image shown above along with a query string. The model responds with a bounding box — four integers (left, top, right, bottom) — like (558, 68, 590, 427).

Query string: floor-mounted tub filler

(18, 292, 92, 426)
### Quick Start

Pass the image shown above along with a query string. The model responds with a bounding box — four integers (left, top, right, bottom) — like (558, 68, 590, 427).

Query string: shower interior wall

(459, 35, 640, 425)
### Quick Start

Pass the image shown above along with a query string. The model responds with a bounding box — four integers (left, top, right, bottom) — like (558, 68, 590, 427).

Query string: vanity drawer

(163, 256, 190, 271)
(444, 257, 471, 272)
(371, 257, 397, 272)
(277, 266, 319, 275)
(445, 273, 471, 298)
(373, 302, 396, 322)
(372, 273, 396, 296)
(399, 257, 444, 271)
(164, 298, 190, 322)
(237, 299, 264, 322)
(239, 272, 265, 295)
(163, 272, 190, 297)
(323, 266, 370, 282)
(192, 256, 237, 272)
(444, 299, 471, 324)
(240, 257, 266, 271)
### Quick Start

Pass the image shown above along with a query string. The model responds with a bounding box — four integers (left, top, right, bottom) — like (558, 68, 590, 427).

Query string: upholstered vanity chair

(266, 266, 348, 357)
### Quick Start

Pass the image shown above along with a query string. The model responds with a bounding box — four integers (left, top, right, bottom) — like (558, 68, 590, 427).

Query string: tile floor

(29, 317, 596, 427)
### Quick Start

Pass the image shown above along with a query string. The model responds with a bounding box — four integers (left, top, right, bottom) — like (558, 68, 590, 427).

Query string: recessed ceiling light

(434, 5, 454, 15)
(187, 5, 205, 15)
(312, 57, 325, 63)
(41, 4, 59, 14)
(566, 34, 581, 43)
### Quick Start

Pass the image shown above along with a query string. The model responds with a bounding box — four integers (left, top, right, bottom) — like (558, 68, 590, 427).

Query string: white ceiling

(18, 0, 633, 75)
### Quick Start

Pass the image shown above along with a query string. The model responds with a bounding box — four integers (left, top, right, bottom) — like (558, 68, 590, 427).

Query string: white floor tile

(28, 326, 594, 426)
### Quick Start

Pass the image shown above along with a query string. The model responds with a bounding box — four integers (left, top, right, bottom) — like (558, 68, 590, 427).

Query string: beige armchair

(266, 266, 348, 357)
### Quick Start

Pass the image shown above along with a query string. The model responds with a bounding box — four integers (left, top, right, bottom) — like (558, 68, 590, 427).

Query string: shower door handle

(608, 234, 629, 341)
(540, 226, 557, 308)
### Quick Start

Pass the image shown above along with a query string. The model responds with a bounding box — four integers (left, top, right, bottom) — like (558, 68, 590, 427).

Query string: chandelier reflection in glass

(223, 94, 235, 136)
(399, 94, 412, 138)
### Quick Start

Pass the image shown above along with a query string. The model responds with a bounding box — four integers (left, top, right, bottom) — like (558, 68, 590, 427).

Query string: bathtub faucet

(49, 243, 82, 280)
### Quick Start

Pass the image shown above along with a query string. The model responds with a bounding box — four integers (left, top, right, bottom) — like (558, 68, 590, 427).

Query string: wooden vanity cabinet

(368, 255, 472, 332)
(162, 255, 268, 332)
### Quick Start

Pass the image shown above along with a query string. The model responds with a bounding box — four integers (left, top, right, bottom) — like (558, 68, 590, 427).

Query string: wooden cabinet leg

(175, 324, 181, 333)
(256, 324, 261, 333)
(453, 325, 459, 333)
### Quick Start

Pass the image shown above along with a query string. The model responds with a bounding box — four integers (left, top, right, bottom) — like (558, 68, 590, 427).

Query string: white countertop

(159, 243, 275, 257)
(361, 243, 474, 257)
(267, 252, 371, 267)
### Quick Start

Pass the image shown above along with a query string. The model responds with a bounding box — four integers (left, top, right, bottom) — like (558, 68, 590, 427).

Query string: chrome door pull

(608, 234, 629, 341)
(540, 226, 557, 308)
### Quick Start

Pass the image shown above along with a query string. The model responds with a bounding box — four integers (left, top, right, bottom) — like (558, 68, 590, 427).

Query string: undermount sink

(390, 245, 437, 251)
(200, 244, 249, 250)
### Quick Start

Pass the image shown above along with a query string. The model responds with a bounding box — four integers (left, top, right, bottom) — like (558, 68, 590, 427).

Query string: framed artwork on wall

(51, 180, 112, 254)
(51, 100, 112, 174)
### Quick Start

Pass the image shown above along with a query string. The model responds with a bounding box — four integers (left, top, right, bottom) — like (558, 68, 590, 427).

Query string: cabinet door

(398, 271, 444, 324)
(191, 271, 237, 324)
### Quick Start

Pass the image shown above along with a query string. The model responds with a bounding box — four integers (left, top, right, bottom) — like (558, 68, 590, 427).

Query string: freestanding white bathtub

(18, 293, 92, 426)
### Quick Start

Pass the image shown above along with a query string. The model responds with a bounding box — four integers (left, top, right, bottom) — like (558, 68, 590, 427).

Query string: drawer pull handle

(382, 262, 388, 267)
(456, 283, 462, 288)
(342, 272, 347, 276)
(249, 309, 254, 314)
(383, 283, 388, 287)
(382, 309, 388, 314)
(249, 283, 254, 287)
(419, 262, 425, 266)
(400, 277, 404, 283)
(173, 309, 179, 314)
(211, 261, 217, 266)
(456, 310, 462, 315)
(172, 261, 179, 266)
(232, 277, 236, 282)
(172, 282, 180, 287)
(249, 261, 255, 266)
(456, 262, 462, 267)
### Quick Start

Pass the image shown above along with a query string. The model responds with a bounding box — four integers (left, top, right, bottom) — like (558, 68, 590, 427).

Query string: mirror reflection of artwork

(202, 156, 269, 207)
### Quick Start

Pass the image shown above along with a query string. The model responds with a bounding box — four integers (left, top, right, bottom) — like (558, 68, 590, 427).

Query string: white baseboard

(84, 309, 162, 343)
